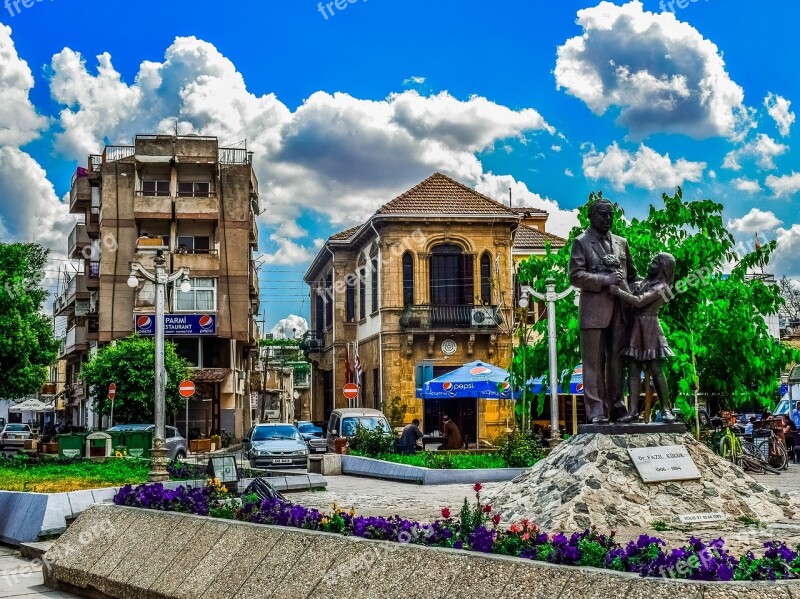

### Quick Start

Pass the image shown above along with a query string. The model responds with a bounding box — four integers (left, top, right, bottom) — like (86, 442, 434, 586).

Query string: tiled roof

(513, 226, 567, 250)
(376, 173, 518, 216)
(329, 224, 363, 242)
(513, 206, 548, 216)
(192, 368, 232, 383)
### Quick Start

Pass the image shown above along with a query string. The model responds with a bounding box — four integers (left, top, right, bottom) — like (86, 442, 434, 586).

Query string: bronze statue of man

(569, 199, 637, 424)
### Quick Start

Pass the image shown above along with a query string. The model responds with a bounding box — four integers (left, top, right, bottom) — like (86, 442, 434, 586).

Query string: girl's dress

(614, 282, 674, 361)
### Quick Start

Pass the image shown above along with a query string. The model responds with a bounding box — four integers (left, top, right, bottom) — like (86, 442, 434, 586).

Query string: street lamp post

(518, 277, 574, 448)
(128, 250, 191, 482)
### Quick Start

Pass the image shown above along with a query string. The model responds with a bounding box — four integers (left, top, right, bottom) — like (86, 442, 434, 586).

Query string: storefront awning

(192, 368, 232, 383)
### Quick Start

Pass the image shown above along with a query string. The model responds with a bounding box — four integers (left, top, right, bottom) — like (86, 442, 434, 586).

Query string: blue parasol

(416, 360, 516, 400)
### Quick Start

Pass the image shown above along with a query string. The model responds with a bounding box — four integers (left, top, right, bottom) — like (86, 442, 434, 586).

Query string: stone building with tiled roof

(301, 173, 565, 442)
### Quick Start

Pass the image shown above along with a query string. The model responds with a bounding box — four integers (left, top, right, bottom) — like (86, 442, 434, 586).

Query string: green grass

(355, 451, 518, 470)
(0, 455, 150, 492)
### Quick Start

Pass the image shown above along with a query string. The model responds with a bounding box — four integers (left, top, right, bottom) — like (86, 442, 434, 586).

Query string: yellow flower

(332, 501, 339, 511)
(348, 507, 356, 517)
(115, 451, 122, 457)
(321, 517, 329, 525)
(220, 485, 228, 493)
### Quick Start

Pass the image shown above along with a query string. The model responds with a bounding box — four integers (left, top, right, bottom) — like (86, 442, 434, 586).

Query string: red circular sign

(343, 383, 359, 400)
(179, 380, 196, 398)
(107, 383, 116, 400)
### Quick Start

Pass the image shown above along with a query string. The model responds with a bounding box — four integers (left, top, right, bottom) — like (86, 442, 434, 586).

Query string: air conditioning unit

(471, 307, 498, 327)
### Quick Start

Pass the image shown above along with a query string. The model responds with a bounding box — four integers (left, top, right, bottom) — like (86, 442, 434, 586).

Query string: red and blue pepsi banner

(134, 314, 217, 336)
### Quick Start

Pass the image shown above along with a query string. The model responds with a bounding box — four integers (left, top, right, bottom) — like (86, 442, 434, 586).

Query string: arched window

(430, 244, 473, 306)
(402, 252, 414, 307)
(480, 253, 492, 305)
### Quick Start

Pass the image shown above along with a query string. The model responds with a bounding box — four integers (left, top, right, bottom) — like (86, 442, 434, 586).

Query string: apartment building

(54, 134, 261, 438)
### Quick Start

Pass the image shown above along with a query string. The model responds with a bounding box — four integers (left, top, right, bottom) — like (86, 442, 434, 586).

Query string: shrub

(347, 423, 394, 457)
(497, 429, 543, 468)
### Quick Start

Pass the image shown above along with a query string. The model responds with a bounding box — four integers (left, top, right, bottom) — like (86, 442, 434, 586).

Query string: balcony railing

(54, 274, 89, 316)
(219, 147, 252, 165)
(103, 146, 135, 162)
(400, 305, 503, 330)
(68, 223, 90, 259)
(294, 370, 310, 388)
(89, 155, 103, 172)
(59, 325, 88, 358)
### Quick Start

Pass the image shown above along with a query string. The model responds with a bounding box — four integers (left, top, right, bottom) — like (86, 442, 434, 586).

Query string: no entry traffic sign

(107, 383, 116, 400)
(343, 383, 359, 400)
(179, 380, 196, 398)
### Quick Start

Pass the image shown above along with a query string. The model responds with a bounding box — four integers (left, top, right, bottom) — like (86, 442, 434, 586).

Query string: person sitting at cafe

(781, 414, 797, 462)
(397, 419, 423, 454)
(744, 416, 756, 436)
(791, 401, 800, 429)
(440, 415, 463, 450)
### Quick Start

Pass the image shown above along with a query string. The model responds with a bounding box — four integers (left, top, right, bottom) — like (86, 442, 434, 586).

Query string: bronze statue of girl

(610, 252, 676, 423)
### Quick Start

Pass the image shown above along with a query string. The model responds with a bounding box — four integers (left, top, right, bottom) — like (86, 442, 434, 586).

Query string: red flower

(441, 507, 451, 519)
(482, 504, 492, 513)
(473, 483, 483, 492)
(492, 514, 501, 526)
(509, 523, 521, 534)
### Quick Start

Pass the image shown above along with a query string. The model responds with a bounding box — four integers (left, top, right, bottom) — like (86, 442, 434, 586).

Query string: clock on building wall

(441, 339, 457, 356)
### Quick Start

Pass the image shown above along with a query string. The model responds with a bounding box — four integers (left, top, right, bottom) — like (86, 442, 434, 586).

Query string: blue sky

(0, 0, 798, 334)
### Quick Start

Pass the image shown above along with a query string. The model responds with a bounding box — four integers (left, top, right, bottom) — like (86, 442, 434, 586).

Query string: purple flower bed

(113, 481, 800, 582)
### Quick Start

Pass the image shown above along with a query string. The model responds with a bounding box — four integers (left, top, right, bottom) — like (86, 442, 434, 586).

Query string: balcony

(103, 145, 135, 162)
(299, 332, 325, 356)
(134, 193, 172, 220)
(87, 207, 100, 237)
(175, 195, 219, 220)
(249, 264, 259, 297)
(173, 251, 220, 273)
(294, 369, 310, 388)
(135, 237, 169, 253)
(248, 319, 260, 348)
(69, 172, 91, 212)
(68, 223, 90, 259)
(219, 147, 252, 165)
(249, 213, 258, 250)
(53, 274, 89, 317)
(59, 325, 88, 359)
(86, 261, 100, 290)
(86, 315, 99, 342)
(400, 305, 503, 331)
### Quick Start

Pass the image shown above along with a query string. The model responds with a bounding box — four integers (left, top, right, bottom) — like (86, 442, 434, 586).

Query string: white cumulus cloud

(554, 1, 749, 140)
(269, 315, 309, 339)
(764, 93, 795, 137)
(732, 177, 762, 194)
(722, 134, 788, 171)
(261, 235, 315, 266)
(582, 142, 705, 191)
(765, 172, 800, 198)
(727, 208, 782, 233)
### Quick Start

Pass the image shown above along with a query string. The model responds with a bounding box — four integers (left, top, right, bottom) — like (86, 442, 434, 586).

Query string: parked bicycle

(718, 420, 782, 475)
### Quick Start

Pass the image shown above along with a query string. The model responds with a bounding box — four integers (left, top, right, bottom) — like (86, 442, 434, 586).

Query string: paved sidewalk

(0, 545, 79, 598)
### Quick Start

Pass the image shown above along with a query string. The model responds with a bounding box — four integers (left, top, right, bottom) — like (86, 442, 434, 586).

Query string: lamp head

(127, 272, 139, 288)
(179, 273, 191, 294)
(518, 291, 530, 309)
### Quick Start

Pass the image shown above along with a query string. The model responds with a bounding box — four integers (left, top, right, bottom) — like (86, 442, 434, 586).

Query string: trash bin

(124, 430, 153, 459)
(107, 430, 125, 455)
(57, 433, 86, 459)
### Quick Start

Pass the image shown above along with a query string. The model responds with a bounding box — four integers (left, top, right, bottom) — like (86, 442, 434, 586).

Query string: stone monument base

(577, 422, 687, 435)
(486, 431, 800, 531)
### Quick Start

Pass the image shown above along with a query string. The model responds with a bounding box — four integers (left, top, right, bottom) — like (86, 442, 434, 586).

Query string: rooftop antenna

(174, 119, 178, 136)
(508, 187, 512, 208)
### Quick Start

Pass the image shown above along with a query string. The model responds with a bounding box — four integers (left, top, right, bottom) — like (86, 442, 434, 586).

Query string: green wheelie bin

(57, 433, 86, 459)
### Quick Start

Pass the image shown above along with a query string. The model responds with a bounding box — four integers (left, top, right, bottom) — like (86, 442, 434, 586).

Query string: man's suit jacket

(569, 227, 637, 329)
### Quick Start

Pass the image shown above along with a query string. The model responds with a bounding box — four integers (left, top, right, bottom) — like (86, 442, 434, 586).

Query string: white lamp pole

(519, 277, 574, 448)
(128, 250, 191, 482)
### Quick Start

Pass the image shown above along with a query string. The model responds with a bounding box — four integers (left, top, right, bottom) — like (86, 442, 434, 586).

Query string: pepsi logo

(469, 366, 492, 376)
(137, 315, 152, 328)
(199, 315, 214, 329)
(442, 382, 453, 391)
(500, 381, 511, 395)
(576, 383, 584, 393)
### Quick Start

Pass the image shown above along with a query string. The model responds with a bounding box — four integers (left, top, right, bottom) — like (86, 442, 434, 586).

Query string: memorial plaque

(677, 512, 726, 524)
(627, 445, 701, 483)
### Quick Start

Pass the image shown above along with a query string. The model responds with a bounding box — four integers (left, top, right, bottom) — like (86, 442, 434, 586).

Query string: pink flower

(521, 533, 530, 541)
(441, 507, 451, 519)
(509, 524, 521, 534)
(482, 504, 492, 513)
(492, 514, 501, 526)
(473, 483, 483, 493)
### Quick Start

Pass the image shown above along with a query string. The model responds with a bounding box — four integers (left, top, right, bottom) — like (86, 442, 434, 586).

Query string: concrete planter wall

(44, 505, 800, 599)
(341, 454, 527, 485)
(0, 473, 325, 546)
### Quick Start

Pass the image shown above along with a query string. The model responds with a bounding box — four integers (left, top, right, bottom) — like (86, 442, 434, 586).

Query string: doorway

(423, 397, 478, 447)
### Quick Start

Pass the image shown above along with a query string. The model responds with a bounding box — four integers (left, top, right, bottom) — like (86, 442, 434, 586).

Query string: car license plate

(273, 458, 292, 464)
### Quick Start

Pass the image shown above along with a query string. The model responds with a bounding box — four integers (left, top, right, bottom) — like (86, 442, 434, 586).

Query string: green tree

(512, 189, 799, 419)
(81, 336, 191, 423)
(0, 243, 59, 398)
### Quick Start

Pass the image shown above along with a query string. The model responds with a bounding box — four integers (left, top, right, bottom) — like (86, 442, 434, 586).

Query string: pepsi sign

(134, 313, 217, 336)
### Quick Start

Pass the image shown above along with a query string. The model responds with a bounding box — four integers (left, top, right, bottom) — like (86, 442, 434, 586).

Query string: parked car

(244, 423, 309, 468)
(0, 423, 34, 450)
(295, 421, 326, 454)
(105, 424, 187, 460)
(326, 408, 391, 453)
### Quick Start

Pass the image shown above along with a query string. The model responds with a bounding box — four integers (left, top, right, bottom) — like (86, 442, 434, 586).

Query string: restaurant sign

(134, 314, 217, 336)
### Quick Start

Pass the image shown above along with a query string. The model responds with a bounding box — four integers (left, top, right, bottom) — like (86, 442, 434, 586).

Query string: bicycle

(718, 425, 744, 467)
(718, 424, 782, 475)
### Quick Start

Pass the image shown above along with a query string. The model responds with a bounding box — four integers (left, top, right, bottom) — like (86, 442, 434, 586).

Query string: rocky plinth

(486, 432, 800, 531)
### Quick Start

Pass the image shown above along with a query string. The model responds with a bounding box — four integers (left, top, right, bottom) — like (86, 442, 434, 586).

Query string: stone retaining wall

(44, 505, 800, 599)
(341, 454, 527, 485)
(0, 473, 326, 546)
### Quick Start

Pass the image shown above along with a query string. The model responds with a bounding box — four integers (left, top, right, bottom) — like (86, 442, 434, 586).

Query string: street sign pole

(108, 383, 116, 428)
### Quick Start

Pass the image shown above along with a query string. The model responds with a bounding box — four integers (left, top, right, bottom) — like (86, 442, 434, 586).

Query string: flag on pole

(344, 343, 354, 385)
(354, 340, 365, 394)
